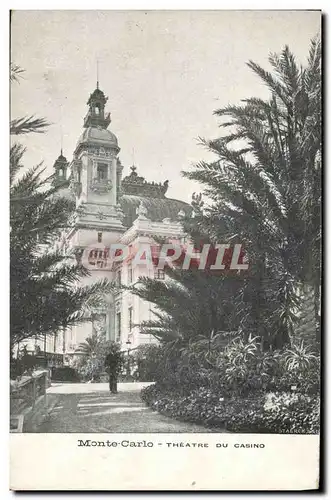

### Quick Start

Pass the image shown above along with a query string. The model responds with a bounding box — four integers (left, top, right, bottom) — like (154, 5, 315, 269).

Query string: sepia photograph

(9, 8, 321, 490)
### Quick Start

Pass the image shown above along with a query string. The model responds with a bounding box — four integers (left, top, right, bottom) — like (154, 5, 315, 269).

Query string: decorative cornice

(121, 166, 169, 198)
(88, 146, 114, 158)
(73, 222, 127, 232)
(96, 210, 107, 220)
(74, 141, 120, 157)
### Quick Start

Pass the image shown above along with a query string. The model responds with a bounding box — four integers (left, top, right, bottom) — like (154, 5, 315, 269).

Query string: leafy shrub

(227, 392, 320, 434)
(275, 343, 320, 394)
(10, 347, 38, 379)
(75, 356, 104, 381)
(217, 335, 275, 395)
(213, 336, 320, 396)
(141, 384, 320, 434)
(51, 366, 80, 382)
(10, 357, 25, 379)
(131, 344, 163, 381)
(151, 335, 320, 398)
(141, 384, 227, 427)
(139, 326, 320, 434)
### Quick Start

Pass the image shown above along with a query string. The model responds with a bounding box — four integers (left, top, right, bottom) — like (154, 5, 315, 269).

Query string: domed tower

(52, 150, 69, 187)
(63, 83, 126, 348)
(67, 83, 125, 250)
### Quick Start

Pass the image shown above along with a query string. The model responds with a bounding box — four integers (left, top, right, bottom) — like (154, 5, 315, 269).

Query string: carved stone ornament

(76, 204, 86, 216)
(116, 204, 125, 221)
(97, 211, 107, 220)
(89, 146, 112, 158)
(74, 247, 85, 264)
(92, 313, 107, 336)
(90, 178, 113, 194)
(121, 165, 169, 198)
(136, 201, 148, 220)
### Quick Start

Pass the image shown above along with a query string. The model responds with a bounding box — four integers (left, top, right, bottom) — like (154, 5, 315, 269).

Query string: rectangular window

(97, 163, 108, 181)
(128, 265, 133, 284)
(97, 232, 102, 243)
(116, 312, 121, 342)
(154, 269, 165, 280)
(128, 306, 133, 331)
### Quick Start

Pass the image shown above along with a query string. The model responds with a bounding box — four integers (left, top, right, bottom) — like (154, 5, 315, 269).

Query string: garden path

(30, 382, 214, 433)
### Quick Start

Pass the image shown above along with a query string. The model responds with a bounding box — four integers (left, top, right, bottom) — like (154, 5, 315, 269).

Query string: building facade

(30, 83, 191, 361)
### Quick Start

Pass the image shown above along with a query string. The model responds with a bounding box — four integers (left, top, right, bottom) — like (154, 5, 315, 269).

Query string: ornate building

(38, 83, 191, 361)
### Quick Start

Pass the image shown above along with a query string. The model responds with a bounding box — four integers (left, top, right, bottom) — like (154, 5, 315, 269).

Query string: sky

(11, 10, 321, 204)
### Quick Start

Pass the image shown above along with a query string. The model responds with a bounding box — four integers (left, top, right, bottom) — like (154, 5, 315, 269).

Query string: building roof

(87, 86, 108, 105)
(121, 165, 169, 198)
(119, 166, 191, 226)
(56, 189, 191, 226)
(54, 152, 68, 166)
(120, 194, 191, 228)
(77, 126, 118, 148)
(56, 163, 191, 227)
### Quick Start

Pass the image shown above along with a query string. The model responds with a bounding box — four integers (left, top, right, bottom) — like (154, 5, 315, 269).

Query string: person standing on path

(104, 346, 122, 393)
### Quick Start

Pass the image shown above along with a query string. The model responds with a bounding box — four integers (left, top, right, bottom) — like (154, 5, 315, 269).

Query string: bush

(141, 383, 320, 434)
(140, 335, 320, 434)
(10, 348, 38, 379)
(274, 343, 320, 395)
(132, 344, 163, 381)
(51, 366, 80, 382)
(227, 392, 320, 434)
(141, 384, 235, 428)
(74, 337, 123, 382)
(149, 336, 320, 398)
(76, 356, 105, 381)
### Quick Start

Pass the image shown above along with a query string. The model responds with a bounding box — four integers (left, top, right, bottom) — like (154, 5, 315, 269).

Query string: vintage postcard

(10, 9, 321, 491)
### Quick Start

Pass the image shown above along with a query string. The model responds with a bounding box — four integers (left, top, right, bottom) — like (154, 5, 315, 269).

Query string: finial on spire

(96, 59, 99, 89)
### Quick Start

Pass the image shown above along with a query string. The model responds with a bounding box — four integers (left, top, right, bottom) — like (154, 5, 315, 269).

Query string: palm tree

(74, 336, 122, 382)
(182, 36, 321, 348)
(129, 261, 242, 351)
(75, 335, 101, 356)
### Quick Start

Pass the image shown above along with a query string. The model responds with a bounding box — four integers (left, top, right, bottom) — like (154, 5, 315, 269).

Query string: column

(111, 156, 117, 206)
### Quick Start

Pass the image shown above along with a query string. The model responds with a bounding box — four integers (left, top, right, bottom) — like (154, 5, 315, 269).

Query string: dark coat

(104, 352, 122, 375)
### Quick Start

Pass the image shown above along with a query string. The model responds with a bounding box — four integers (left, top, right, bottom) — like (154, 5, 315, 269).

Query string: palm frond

(10, 116, 50, 135)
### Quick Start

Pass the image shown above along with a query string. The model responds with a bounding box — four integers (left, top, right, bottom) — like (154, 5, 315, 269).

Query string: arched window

(95, 106, 100, 115)
(58, 168, 64, 178)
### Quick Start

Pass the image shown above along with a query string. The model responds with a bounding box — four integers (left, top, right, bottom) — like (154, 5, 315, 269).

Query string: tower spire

(96, 59, 99, 89)
(84, 80, 110, 129)
(60, 103, 63, 155)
